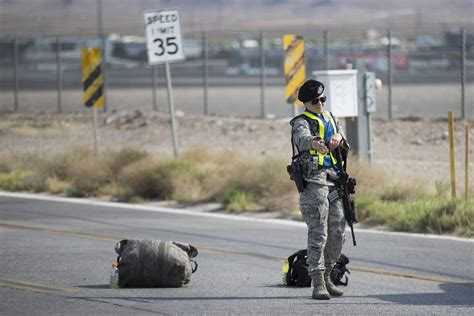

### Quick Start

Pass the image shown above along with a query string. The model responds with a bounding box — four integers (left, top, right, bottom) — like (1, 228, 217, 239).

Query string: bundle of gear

(114, 239, 198, 288)
(284, 249, 350, 287)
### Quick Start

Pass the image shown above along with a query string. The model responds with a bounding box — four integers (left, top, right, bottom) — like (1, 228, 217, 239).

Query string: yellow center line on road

(0, 222, 123, 241)
(1, 222, 468, 285)
(0, 278, 79, 294)
(348, 265, 468, 285)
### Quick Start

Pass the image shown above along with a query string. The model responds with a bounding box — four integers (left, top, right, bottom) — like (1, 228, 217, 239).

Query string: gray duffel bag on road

(115, 239, 198, 288)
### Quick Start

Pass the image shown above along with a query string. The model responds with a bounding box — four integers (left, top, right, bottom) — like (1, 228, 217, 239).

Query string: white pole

(260, 30, 266, 118)
(202, 31, 209, 115)
(152, 65, 158, 111)
(92, 107, 99, 156)
(465, 122, 469, 201)
(13, 38, 19, 112)
(56, 36, 62, 112)
(448, 110, 456, 199)
(165, 62, 179, 158)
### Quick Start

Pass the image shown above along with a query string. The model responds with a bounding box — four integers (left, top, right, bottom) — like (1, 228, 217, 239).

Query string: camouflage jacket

(290, 111, 349, 186)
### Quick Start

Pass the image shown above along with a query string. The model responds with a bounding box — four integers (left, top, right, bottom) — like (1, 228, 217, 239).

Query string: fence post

(13, 38, 19, 112)
(324, 30, 329, 70)
(465, 122, 470, 201)
(152, 65, 158, 111)
(448, 110, 456, 199)
(387, 29, 393, 120)
(461, 29, 466, 119)
(202, 31, 209, 115)
(56, 36, 63, 113)
(100, 35, 108, 112)
(97, 0, 108, 112)
(260, 30, 266, 118)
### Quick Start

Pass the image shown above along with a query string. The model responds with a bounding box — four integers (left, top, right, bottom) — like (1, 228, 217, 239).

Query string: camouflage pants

(299, 181, 346, 274)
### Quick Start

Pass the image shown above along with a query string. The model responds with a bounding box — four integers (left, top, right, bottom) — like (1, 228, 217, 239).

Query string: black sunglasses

(311, 96, 326, 105)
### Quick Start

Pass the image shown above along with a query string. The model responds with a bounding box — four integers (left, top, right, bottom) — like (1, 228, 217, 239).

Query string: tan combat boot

(311, 272, 331, 300)
(324, 269, 344, 297)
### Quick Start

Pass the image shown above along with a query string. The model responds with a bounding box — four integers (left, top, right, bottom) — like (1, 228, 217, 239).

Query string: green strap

(157, 241, 168, 286)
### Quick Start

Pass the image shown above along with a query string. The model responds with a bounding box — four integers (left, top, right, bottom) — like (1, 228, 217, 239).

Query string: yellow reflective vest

(303, 110, 338, 166)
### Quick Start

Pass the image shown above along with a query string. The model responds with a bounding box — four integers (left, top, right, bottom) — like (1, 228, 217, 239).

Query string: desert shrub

(1, 144, 472, 237)
(252, 158, 299, 214)
(129, 196, 146, 203)
(0, 153, 59, 192)
(0, 170, 28, 191)
(346, 157, 390, 197)
(356, 195, 398, 227)
(103, 147, 149, 180)
(220, 185, 256, 213)
(65, 185, 82, 197)
(151, 159, 202, 202)
(117, 156, 160, 199)
(117, 155, 205, 202)
(380, 184, 428, 202)
(356, 194, 474, 237)
(452, 200, 474, 237)
(0, 153, 14, 173)
(68, 155, 111, 196)
(181, 148, 216, 164)
(193, 150, 242, 201)
(23, 171, 49, 192)
(390, 198, 473, 236)
(221, 157, 299, 214)
(46, 146, 95, 180)
(434, 180, 450, 198)
(46, 177, 72, 194)
(96, 182, 127, 200)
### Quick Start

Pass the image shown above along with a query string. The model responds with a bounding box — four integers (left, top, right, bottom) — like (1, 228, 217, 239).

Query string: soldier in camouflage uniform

(290, 79, 349, 300)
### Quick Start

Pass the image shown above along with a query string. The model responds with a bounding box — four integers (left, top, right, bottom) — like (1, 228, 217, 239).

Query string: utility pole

(97, 0, 108, 112)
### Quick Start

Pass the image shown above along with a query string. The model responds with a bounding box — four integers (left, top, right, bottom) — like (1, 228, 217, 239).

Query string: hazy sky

(0, 0, 472, 36)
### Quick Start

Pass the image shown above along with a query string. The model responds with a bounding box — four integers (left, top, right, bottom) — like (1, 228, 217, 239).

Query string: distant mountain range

(0, 0, 473, 37)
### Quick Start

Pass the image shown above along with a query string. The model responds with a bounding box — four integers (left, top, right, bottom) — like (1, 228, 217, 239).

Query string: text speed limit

(144, 9, 185, 64)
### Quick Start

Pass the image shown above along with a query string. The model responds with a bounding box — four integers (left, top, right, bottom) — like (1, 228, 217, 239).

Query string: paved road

(1, 192, 473, 315)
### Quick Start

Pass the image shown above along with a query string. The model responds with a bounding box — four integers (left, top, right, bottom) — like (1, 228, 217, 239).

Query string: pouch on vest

(285, 249, 350, 287)
(115, 239, 198, 288)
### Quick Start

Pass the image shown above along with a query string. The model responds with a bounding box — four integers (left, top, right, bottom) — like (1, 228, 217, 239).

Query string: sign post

(283, 34, 305, 116)
(448, 110, 456, 199)
(144, 9, 185, 158)
(81, 47, 104, 156)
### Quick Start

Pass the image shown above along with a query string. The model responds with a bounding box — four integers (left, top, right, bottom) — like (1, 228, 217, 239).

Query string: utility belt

(287, 153, 336, 192)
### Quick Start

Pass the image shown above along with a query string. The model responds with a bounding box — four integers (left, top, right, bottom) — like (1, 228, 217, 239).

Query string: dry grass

(151, 159, 202, 203)
(0, 170, 28, 191)
(46, 177, 72, 194)
(103, 147, 150, 181)
(226, 156, 299, 215)
(0, 146, 472, 236)
(0, 153, 15, 173)
(117, 156, 160, 199)
(346, 156, 391, 197)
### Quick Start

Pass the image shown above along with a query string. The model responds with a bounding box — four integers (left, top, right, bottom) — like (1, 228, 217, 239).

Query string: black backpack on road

(285, 249, 350, 287)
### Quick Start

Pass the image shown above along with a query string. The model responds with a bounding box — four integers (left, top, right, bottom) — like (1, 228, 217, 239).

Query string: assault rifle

(332, 146, 358, 246)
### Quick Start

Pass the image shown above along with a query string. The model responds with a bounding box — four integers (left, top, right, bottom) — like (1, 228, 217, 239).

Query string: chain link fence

(0, 28, 472, 118)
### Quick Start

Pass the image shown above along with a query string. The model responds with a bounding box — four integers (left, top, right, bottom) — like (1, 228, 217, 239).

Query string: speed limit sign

(144, 9, 185, 64)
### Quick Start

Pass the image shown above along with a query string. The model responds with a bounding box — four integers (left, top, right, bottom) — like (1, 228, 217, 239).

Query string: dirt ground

(1, 110, 473, 193)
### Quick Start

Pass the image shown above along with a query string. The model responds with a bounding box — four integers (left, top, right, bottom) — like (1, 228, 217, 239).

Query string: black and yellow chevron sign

(81, 48, 104, 108)
(283, 34, 305, 104)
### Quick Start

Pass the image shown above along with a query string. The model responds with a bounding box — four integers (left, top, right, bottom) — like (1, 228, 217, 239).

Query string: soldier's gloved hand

(328, 133, 342, 151)
(312, 139, 329, 154)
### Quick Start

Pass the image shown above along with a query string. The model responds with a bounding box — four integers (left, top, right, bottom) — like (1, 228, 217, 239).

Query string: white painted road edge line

(1, 191, 473, 243)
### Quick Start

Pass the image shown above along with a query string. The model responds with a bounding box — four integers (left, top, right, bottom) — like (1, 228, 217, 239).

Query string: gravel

(1, 111, 472, 192)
